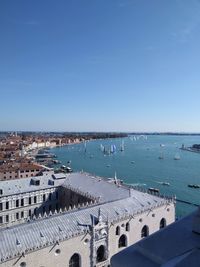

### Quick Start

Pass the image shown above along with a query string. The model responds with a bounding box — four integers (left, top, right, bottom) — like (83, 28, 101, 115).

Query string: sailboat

(158, 148, 164, 159)
(120, 140, 125, 151)
(110, 144, 116, 154)
(100, 144, 104, 152)
(84, 141, 87, 153)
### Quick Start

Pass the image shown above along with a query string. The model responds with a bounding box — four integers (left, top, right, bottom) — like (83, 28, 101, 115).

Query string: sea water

(50, 135, 200, 217)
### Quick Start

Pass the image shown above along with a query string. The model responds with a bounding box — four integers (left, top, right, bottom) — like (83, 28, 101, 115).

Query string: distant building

(0, 162, 48, 180)
(111, 207, 200, 267)
(0, 172, 175, 267)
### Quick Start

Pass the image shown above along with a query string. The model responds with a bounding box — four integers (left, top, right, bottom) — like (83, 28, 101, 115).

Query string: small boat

(61, 165, 73, 172)
(131, 161, 135, 164)
(66, 167, 73, 173)
(106, 164, 111, 167)
(161, 182, 170, 186)
(188, 184, 200, 189)
(174, 153, 180, 160)
(156, 181, 170, 186)
(61, 165, 67, 169)
(52, 159, 60, 164)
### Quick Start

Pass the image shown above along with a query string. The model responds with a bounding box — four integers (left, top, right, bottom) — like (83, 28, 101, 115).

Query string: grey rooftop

(0, 172, 64, 197)
(0, 191, 172, 263)
(62, 172, 130, 202)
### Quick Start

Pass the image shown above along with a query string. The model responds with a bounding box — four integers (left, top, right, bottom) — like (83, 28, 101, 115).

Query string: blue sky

(0, 0, 200, 132)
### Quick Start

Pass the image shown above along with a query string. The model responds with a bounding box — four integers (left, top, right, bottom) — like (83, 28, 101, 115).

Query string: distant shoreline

(1, 131, 200, 136)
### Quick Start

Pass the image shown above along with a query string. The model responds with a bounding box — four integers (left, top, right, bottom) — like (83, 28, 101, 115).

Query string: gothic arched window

(69, 253, 81, 267)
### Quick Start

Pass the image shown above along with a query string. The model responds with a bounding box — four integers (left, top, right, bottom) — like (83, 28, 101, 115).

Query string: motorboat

(174, 154, 180, 160)
(188, 184, 200, 189)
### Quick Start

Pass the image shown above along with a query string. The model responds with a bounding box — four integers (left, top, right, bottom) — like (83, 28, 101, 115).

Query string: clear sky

(0, 0, 200, 132)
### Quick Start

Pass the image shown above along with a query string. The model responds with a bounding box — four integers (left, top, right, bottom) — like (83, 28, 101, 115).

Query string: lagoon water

(50, 135, 200, 217)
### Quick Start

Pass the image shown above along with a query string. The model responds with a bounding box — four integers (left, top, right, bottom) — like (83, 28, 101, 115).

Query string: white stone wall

(1, 235, 91, 267)
(109, 202, 175, 257)
(0, 187, 59, 228)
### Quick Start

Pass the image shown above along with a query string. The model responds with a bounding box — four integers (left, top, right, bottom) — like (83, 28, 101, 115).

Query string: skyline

(1, 0, 200, 132)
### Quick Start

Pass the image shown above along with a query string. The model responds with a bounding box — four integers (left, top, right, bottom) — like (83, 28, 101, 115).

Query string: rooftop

(62, 172, 130, 202)
(0, 171, 63, 196)
(111, 208, 200, 267)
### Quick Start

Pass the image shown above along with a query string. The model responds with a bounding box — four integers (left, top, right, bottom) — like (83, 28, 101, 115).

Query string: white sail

(120, 140, 125, 151)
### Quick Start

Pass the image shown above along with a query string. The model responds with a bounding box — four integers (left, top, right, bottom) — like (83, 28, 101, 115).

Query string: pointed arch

(96, 245, 106, 263)
(125, 222, 130, 231)
(141, 225, 149, 238)
(69, 253, 81, 267)
(118, 234, 127, 248)
(160, 218, 166, 229)
(116, 225, 120, 235)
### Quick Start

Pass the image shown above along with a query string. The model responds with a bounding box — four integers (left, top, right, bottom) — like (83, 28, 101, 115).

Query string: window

(0, 216, 2, 224)
(6, 215, 9, 222)
(6, 201, 9, 209)
(16, 213, 19, 220)
(34, 196, 37, 204)
(43, 194, 46, 202)
(16, 199, 19, 207)
(69, 253, 81, 267)
(160, 218, 166, 229)
(96, 245, 106, 263)
(141, 225, 149, 238)
(21, 199, 24, 206)
(116, 226, 120, 236)
(0, 203, 2, 211)
(29, 210, 31, 217)
(29, 197, 31, 205)
(21, 211, 24, 218)
(118, 235, 127, 248)
(125, 222, 130, 232)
